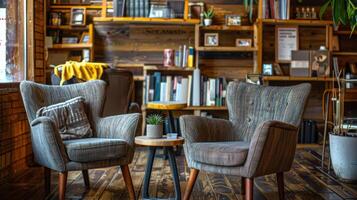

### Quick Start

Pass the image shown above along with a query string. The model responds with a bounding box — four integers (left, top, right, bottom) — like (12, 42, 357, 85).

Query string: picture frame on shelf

(80, 32, 90, 43)
(70, 7, 86, 26)
(275, 26, 299, 63)
(273, 63, 284, 75)
(225, 15, 241, 26)
(62, 37, 78, 44)
(236, 38, 252, 47)
(149, 4, 172, 18)
(204, 33, 219, 46)
(263, 63, 273, 75)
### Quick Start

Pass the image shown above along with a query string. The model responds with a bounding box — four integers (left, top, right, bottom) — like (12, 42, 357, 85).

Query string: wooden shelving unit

(93, 17, 200, 25)
(200, 25, 254, 31)
(263, 76, 334, 82)
(196, 46, 258, 52)
(261, 19, 333, 26)
(48, 43, 93, 50)
(47, 25, 89, 30)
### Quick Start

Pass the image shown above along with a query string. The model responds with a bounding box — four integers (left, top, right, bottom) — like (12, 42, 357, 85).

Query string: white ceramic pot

(330, 133, 357, 182)
(146, 124, 163, 138)
(204, 19, 212, 26)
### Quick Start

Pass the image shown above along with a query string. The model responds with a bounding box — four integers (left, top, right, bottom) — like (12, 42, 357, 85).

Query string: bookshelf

(46, 3, 96, 75)
(45, 0, 356, 136)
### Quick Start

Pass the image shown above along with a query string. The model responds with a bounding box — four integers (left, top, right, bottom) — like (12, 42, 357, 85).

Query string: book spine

(192, 69, 200, 106)
(130, 0, 135, 17)
(187, 75, 192, 106)
(182, 45, 187, 68)
(139, 0, 144, 17)
(181, 78, 188, 103)
(188, 47, 194, 68)
(153, 72, 161, 101)
(178, 46, 183, 67)
(165, 76, 172, 101)
(209, 78, 215, 106)
(269, 0, 275, 19)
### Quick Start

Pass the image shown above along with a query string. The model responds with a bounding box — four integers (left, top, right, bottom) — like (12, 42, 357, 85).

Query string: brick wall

(0, 0, 44, 183)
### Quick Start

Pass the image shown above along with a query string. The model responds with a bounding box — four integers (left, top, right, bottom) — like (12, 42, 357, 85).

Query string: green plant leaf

(319, 0, 331, 19)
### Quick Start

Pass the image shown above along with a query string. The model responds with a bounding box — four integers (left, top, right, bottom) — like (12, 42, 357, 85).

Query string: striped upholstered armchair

(20, 80, 140, 200)
(181, 81, 311, 200)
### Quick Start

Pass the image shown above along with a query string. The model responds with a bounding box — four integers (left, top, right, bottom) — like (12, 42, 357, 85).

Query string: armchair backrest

(20, 80, 106, 125)
(227, 82, 311, 141)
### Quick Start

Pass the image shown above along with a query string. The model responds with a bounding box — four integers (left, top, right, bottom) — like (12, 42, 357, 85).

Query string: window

(0, 0, 26, 82)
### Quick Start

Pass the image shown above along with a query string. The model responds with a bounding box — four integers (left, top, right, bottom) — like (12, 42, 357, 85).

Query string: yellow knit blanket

(54, 61, 109, 85)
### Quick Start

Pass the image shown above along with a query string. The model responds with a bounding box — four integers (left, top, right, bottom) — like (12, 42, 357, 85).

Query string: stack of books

(262, 0, 290, 20)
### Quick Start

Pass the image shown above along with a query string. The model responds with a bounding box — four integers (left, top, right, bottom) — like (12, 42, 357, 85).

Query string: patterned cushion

(190, 141, 250, 166)
(63, 138, 128, 162)
(36, 96, 92, 140)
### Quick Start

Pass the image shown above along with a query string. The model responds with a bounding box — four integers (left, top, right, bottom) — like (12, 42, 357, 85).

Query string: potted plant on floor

(203, 8, 214, 26)
(146, 114, 164, 138)
(327, 59, 357, 182)
(319, 1, 357, 182)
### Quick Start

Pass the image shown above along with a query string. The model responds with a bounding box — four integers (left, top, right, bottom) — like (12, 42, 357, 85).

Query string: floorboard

(0, 147, 356, 200)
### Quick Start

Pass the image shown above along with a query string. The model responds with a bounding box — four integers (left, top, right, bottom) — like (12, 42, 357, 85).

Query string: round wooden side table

(135, 136, 184, 200)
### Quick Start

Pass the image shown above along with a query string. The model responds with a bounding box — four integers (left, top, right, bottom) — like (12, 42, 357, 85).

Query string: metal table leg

(166, 146, 181, 200)
(143, 146, 156, 199)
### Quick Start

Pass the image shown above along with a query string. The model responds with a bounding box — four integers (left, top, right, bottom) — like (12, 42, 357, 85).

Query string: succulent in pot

(146, 114, 164, 138)
(203, 8, 214, 26)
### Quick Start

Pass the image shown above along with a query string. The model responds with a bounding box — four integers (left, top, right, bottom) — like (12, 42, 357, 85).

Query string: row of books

(125, 0, 150, 17)
(262, 0, 290, 19)
(144, 70, 228, 107)
(145, 73, 193, 103)
(175, 45, 194, 68)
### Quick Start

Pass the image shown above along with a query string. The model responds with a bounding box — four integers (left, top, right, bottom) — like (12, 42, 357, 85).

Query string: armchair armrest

(179, 115, 234, 143)
(95, 113, 141, 146)
(30, 116, 68, 172)
(243, 120, 298, 178)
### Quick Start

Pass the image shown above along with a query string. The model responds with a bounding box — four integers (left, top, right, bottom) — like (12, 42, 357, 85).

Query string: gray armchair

(181, 81, 311, 200)
(20, 80, 140, 200)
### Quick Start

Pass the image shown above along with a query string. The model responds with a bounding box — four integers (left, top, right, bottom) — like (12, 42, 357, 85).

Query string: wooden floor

(1, 146, 357, 200)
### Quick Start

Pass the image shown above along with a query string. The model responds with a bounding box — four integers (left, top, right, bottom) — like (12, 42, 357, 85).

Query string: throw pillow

(36, 96, 93, 140)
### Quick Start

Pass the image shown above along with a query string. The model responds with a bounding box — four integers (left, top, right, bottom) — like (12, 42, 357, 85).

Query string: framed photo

(225, 15, 241, 26)
(263, 63, 273, 75)
(204, 33, 219, 46)
(275, 26, 299, 63)
(80, 32, 90, 43)
(70, 8, 86, 26)
(149, 4, 170, 18)
(62, 37, 78, 44)
(236, 38, 252, 47)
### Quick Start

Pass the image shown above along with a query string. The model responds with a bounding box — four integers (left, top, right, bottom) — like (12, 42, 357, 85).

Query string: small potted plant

(203, 8, 214, 26)
(146, 114, 164, 138)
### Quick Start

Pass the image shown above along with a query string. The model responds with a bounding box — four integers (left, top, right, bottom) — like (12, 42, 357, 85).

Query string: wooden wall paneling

(93, 23, 195, 64)
(299, 27, 326, 50)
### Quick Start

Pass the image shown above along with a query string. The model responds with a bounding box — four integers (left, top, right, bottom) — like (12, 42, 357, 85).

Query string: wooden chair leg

(44, 167, 51, 196)
(120, 165, 136, 200)
(241, 177, 246, 195)
(82, 170, 90, 189)
(245, 178, 253, 200)
(183, 168, 199, 200)
(277, 172, 285, 200)
(58, 172, 68, 200)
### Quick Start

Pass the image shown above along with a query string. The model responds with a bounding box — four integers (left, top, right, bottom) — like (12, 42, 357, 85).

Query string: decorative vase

(330, 133, 357, 182)
(146, 124, 163, 138)
(203, 19, 212, 26)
